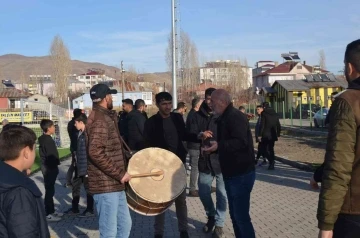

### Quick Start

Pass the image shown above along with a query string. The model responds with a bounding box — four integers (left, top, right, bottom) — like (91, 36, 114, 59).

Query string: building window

(86, 76, 90, 79)
(297, 66, 302, 69)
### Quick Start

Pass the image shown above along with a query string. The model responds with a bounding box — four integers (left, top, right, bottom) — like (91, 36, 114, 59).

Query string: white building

(199, 60, 253, 89)
(76, 69, 116, 90)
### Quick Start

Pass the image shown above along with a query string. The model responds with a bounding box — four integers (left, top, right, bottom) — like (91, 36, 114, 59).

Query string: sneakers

(64, 208, 79, 215)
(53, 211, 64, 217)
(203, 216, 216, 233)
(78, 209, 95, 218)
(260, 160, 267, 166)
(180, 231, 189, 238)
(188, 190, 199, 197)
(268, 162, 275, 170)
(46, 214, 62, 222)
(212, 226, 224, 238)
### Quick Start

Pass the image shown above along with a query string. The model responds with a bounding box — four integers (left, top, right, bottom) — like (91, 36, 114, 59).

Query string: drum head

(127, 148, 187, 203)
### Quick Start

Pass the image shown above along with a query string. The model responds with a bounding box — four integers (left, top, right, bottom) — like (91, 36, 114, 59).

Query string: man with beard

(189, 87, 227, 238)
(87, 84, 132, 237)
(127, 99, 147, 151)
(143, 92, 189, 238)
(317, 39, 360, 238)
(258, 102, 281, 170)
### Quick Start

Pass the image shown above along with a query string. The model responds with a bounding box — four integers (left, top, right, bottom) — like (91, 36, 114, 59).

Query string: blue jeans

(198, 172, 227, 227)
(224, 171, 256, 238)
(93, 191, 132, 238)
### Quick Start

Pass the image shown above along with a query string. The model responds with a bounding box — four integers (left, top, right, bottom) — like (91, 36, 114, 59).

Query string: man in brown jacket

(317, 39, 360, 238)
(86, 84, 132, 238)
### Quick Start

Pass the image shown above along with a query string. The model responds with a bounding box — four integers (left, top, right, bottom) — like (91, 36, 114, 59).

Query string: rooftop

(0, 88, 31, 98)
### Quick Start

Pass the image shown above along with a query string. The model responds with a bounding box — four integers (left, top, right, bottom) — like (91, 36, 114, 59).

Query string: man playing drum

(143, 92, 189, 238)
(87, 84, 132, 238)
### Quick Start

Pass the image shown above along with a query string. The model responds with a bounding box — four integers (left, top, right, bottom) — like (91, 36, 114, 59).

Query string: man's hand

(202, 131, 213, 140)
(257, 137, 261, 142)
(202, 141, 218, 153)
(120, 172, 132, 184)
(318, 230, 333, 238)
(310, 177, 320, 190)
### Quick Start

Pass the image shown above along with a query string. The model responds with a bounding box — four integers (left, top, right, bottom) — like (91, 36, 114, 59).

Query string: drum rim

(128, 147, 187, 203)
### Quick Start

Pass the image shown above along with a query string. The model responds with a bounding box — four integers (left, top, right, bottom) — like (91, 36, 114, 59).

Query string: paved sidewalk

(30, 159, 319, 238)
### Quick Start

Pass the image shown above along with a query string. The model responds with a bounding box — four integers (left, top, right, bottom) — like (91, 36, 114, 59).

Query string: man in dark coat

(189, 88, 227, 238)
(259, 102, 281, 170)
(0, 125, 50, 237)
(66, 108, 83, 187)
(127, 99, 147, 151)
(119, 98, 134, 143)
(143, 92, 189, 238)
(203, 89, 256, 238)
(186, 97, 202, 197)
(255, 105, 267, 166)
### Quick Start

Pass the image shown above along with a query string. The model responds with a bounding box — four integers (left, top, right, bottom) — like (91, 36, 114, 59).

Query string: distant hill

(0, 54, 170, 83)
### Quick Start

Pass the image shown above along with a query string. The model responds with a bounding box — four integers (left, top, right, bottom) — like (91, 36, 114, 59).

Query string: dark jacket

(0, 162, 50, 238)
(217, 103, 255, 178)
(143, 112, 187, 163)
(317, 78, 360, 230)
(255, 115, 262, 139)
(188, 102, 212, 143)
(260, 107, 281, 141)
(127, 109, 146, 151)
(118, 111, 128, 140)
(68, 118, 78, 153)
(86, 105, 126, 194)
(186, 108, 201, 150)
(38, 134, 60, 169)
(200, 114, 222, 175)
(76, 131, 88, 177)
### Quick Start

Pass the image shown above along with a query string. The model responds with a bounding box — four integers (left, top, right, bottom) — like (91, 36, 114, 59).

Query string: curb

(255, 149, 315, 172)
(30, 154, 72, 175)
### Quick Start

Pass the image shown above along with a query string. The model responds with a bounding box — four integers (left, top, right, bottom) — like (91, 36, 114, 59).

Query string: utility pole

(171, 0, 177, 108)
(121, 60, 125, 100)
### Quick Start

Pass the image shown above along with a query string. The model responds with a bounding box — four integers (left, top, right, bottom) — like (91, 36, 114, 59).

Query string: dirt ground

(252, 129, 327, 165)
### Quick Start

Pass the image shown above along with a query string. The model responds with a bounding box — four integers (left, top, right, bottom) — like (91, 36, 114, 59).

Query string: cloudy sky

(1, 0, 359, 73)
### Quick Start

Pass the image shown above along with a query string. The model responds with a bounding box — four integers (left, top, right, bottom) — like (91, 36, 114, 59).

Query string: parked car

(314, 108, 329, 128)
(295, 104, 321, 119)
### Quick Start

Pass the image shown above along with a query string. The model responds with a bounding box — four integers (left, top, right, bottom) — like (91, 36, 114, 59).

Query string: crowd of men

(1, 39, 360, 238)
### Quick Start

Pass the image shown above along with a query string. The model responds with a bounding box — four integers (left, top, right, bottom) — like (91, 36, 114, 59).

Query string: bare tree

(319, 49, 326, 70)
(49, 35, 71, 103)
(125, 65, 138, 82)
(165, 30, 199, 102)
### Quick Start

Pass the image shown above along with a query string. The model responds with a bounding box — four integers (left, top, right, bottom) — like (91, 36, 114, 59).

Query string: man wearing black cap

(86, 84, 132, 237)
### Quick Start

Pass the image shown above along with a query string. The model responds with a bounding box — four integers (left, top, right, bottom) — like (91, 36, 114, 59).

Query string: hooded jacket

(259, 107, 281, 141)
(0, 161, 50, 238)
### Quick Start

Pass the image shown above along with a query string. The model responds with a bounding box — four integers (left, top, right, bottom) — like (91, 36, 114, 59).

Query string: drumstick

(130, 170, 164, 178)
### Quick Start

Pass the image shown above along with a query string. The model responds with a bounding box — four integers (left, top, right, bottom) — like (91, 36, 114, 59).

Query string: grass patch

(31, 148, 71, 172)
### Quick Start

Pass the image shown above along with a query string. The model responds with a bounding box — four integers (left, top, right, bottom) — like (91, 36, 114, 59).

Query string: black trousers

(256, 142, 266, 160)
(262, 140, 275, 164)
(72, 176, 94, 211)
(41, 166, 59, 216)
(334, 214, 360, 238)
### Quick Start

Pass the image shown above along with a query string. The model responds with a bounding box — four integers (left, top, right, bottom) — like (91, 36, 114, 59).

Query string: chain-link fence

(20, 100, 71, 148)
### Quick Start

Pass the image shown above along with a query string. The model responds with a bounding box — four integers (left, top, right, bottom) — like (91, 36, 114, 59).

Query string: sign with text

(0, 112, 33, 122)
